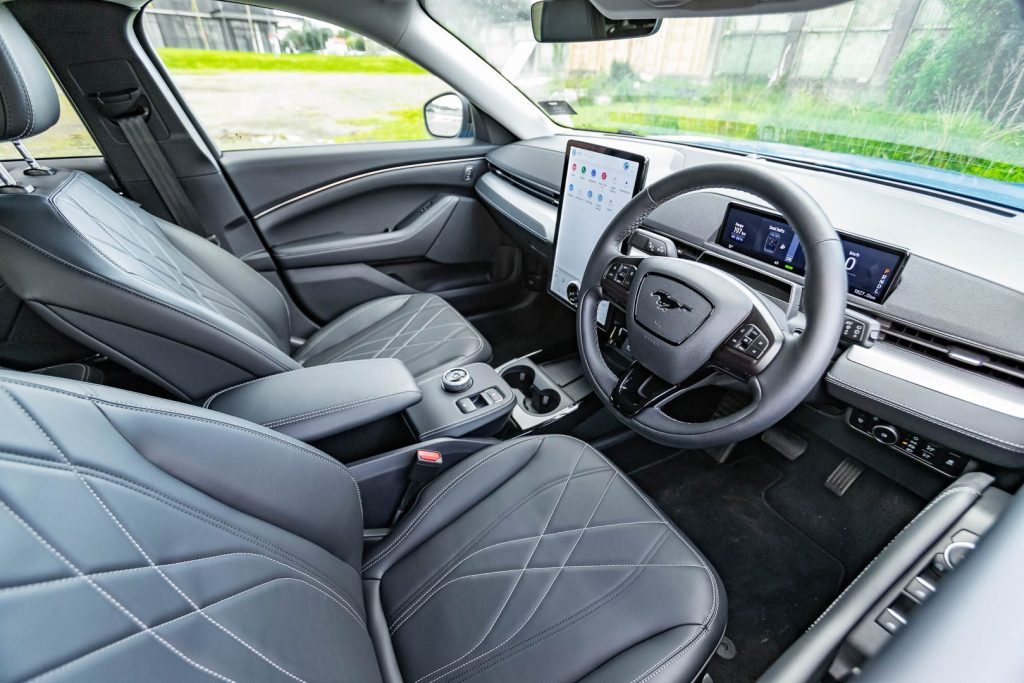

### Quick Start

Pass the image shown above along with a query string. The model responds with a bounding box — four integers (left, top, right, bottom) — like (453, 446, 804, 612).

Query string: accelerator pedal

(825, 457, 865, 497)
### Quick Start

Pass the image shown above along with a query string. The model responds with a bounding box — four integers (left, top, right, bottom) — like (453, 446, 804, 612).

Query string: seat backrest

(0, 7, 298, 401)
(0, 367, 382, 682)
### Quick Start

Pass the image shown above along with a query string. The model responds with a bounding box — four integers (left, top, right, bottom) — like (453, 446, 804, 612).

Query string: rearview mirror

(531, 0, 660, 43)
(424, 93, 471, 138)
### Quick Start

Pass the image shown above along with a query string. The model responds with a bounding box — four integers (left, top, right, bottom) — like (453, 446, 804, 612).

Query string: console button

(876, 608, 906, 635)
(936, 450, 967, 476)
(849, 409, 875, 432)
(747, 335, 769, 358)
(456, 397, 477, 413)
(871, 424, 899, 446)
(943, 540, 976, 568)
(484, 388, 504, 404)
(904, 576, 936, 602)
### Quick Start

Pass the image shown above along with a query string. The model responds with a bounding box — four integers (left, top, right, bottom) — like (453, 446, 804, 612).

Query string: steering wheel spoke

(611, 361, 742, 418)
(599, 256, 643, 308)
(711, 305, 786, 378)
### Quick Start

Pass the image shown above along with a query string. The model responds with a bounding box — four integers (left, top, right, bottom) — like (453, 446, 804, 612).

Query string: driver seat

(0, 368, 725, 682)
(0, 7, 490, 402)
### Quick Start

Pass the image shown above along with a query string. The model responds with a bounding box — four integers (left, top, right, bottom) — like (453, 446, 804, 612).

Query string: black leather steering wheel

(577, 161, 847, 448)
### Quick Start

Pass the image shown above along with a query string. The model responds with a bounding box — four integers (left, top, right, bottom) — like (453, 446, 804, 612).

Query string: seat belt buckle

(392, 450, 445, 525)
(410, 450, 444, 481)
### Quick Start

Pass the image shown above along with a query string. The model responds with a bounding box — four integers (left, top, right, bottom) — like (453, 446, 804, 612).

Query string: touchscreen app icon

(601, 171, 607, 180)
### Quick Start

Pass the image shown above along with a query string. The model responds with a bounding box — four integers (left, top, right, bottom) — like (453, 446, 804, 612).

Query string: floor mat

(629, 449, 846, 682)
(760, 433, 921, 575)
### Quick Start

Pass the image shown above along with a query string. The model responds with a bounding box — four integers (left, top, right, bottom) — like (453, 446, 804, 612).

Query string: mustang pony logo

(652, 290, 693, 312)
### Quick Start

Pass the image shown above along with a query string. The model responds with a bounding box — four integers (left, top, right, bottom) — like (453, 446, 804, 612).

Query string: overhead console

(717, 204, 908, 303)
(550, 140, 648, 307)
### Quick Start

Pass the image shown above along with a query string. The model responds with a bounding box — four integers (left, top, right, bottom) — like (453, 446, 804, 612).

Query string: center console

(404, 363, 515, 440)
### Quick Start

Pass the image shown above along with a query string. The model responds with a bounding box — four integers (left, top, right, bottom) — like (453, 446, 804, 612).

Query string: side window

(143, 0, 461, 151)
(10, 75, 101, 159)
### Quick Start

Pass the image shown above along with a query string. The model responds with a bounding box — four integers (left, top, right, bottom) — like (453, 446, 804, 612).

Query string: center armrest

(204, 360, 422, 442)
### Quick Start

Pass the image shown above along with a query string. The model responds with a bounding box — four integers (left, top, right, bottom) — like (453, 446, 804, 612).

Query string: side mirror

(424, 93, 472, 138)
(531, 0, 660, 43)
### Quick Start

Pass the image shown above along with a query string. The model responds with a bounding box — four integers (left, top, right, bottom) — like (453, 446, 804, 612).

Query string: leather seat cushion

(294, 293, 491, 378)
(363, 435, 726, 683)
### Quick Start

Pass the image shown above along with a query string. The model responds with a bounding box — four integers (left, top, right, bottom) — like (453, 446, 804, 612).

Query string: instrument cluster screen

(718, 205, 907, 302)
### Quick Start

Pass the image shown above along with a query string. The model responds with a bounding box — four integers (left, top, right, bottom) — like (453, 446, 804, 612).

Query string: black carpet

(607, 430, 922, 682)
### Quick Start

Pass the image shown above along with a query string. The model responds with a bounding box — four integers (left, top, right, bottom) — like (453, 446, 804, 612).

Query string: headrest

(0, 6, 59, 141)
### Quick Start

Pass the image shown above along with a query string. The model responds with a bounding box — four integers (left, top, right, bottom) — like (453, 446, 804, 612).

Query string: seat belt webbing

(116, 113, 208, 238)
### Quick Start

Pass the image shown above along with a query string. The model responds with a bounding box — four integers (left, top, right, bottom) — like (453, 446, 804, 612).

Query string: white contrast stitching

(414, 443, 590, 683)
(263, 390, 421, 428)
(1, 499, 235, 683)
(363, 436, 544, 571)
(388, 520, 667, 631)
(1, 386, 310, 683)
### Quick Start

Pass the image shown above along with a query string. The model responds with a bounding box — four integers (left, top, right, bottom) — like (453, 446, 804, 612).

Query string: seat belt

(91, 88, 210, 240)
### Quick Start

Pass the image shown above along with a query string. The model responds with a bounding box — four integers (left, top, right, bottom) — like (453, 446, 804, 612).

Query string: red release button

(417, 450, 442, 463)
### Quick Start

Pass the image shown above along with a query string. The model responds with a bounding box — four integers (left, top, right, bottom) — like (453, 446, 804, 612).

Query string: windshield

(423, 0, 1024, 209)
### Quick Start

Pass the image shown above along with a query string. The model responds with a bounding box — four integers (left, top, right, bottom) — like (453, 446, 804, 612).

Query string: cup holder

(501, 365, 562, 415)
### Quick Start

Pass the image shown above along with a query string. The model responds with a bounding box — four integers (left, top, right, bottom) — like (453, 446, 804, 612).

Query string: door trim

(253, 156, 484, 219)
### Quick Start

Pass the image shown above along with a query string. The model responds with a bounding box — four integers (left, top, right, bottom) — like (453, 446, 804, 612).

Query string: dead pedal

(825, 457, 864, 497)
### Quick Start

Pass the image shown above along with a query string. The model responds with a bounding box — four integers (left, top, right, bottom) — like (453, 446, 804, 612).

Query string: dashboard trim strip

(846, 343, 1024, 419)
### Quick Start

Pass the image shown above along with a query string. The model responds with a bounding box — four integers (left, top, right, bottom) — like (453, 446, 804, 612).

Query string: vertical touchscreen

(550, 141, 647, 306)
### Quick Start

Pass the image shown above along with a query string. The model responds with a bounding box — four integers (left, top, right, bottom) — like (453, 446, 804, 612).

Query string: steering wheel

(577, 162, 847, 448)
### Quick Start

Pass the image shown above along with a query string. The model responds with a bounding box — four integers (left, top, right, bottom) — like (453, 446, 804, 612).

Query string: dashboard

(475, 132, 1024, 479)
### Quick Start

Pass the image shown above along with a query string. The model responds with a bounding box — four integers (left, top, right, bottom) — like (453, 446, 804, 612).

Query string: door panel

(221, 140, 494, 217)
(220, 141, 522, 323)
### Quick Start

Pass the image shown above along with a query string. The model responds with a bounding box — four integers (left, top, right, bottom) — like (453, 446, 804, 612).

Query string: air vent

(487, 163, 560, 206)
(878, 320, 1024, 389)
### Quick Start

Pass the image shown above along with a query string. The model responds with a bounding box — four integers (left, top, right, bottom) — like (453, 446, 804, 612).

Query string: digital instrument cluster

(718, 205, 907, 302)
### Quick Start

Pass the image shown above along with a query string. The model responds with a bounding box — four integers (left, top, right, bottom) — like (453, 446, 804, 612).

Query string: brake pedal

(825, 457, 864, 497)
(761, 426, 807, 461)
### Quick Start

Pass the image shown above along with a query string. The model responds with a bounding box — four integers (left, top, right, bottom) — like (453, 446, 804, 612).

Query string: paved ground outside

(172, 70, 448, 149)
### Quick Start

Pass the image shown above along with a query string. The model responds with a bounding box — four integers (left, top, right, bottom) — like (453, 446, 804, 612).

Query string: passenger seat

(0, 7, 489, 402)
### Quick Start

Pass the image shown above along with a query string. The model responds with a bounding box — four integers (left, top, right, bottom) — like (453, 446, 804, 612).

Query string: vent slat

(878, 321, 1024, 390)
(488, 163, 560, 206)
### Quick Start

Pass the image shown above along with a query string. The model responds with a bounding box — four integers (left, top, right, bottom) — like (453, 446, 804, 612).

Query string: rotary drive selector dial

(441, 367, 473, 393)
(566, 282, 580, 305)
